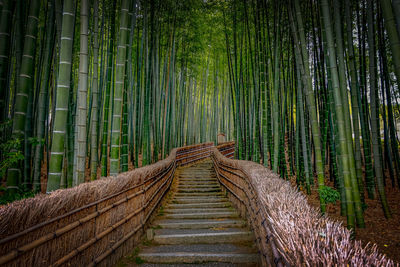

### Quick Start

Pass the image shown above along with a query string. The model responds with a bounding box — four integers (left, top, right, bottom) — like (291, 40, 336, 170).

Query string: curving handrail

(0, 143, 213, 267)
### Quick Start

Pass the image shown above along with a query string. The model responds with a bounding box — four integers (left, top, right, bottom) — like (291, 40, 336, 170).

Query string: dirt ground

(300, 177, 400, 264)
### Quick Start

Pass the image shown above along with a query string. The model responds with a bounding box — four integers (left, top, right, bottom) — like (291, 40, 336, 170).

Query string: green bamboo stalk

(293, 0, 326, 212)
(90, 0, 99, 180)
(367, 0, 391, 218)
(357, 3, 375, 199)
(7, 0, 41, 192)
(293, 42, 311, 194)
(33, 0, 55, 192)
(260, 25, 269, 166)
(380, 0, 400, 89)
(377, 3, 400, 186)
(127, 0, 137, 166)
(109, 0, 130, 176)
(142, 7, 151, 165)
(320, 0, 356, 229)
(47, 0, 75, 192)
(73, 0, 89, 186)
(272, 7, 281, 172)
(121, 79, 129, 172)
(0, 0, 13, 122)
(333, 0, 364, 227)
(345, 0, 366, 205)
(101, 1, 116, 176)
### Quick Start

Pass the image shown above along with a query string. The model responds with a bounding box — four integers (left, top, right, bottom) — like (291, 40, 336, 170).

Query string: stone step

(153, 228, 254, 244)
(184, 176, 216, 178)
(164, 207, 232, 214)
(135, 263, 258, 267)
(178, 185, 218, 189)
(176, 186, 220, 191)
(139, 244, 259, 264)
(174, 192, 224, 197)
(154, 218, 245, 229)
(179, 172, 215, 175)
(171, 197, 229, 204)
(177, 182, 219, 186)
(178, 178, 217, 181)
(119, 160, 260, 267)
(180, 171, 214, 173)
(177, 185, 220, 189)
(178, 183, 219, 187)
(179, 176, 217, 179)
(172, 195, 226, 199)
(179, 174, 217, 176)
(177, 188, 221, 193)
(180, 172, 215, 175)
(179, 168, 213, 170)
(178, 181, 218, 184)
(179, 174, 215, 177)
(164, 211, 238, 219)
(179, 174, 216, 177)
(177, 183, 219, 187)
(166, 202, 231, 209)
(177, 183, 219, 186)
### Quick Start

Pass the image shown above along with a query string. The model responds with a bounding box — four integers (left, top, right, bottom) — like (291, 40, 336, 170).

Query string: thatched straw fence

(211, 147, 398, 267)
(3, 142, 394, 267)
(0, 143, 213, 267)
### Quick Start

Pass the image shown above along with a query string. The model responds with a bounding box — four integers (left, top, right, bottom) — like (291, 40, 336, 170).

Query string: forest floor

(299, 176, 400, 263)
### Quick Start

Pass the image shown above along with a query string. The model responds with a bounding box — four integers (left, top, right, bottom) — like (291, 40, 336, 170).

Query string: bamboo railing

(211, 147, 286, 267)
(216, 141, 235, 158)
(3, 142, 390, 266)
(176, 142, 214, 165)
(0, 143, 213, 267)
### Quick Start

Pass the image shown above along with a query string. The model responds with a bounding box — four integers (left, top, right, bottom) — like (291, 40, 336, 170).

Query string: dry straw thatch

(0, 143, 215, 266)
(0, 149, 176, 239)
(212, 147, 398, 267)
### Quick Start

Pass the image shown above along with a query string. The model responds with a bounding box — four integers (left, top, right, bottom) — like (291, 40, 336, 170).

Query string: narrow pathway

(137, 159, 260, 266)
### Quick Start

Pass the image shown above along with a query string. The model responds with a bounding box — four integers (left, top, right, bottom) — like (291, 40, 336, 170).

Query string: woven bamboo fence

(0, 143, 213, 267)
(211, 147, 397, 267)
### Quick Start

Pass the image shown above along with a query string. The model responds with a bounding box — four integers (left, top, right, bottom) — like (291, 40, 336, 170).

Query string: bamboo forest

(0, 0, 400, 265)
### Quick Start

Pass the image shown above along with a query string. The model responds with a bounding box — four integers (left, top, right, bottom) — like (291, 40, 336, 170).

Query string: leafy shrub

(0, 121, 24, 178)
(318, 185, 340, 204)
(0, 120, 37, 205)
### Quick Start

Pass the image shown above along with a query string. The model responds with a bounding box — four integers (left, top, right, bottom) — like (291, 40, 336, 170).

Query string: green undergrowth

(134, 256, 145, 265)
(318, 185, 340, 204)
(0, 187, 36, 205)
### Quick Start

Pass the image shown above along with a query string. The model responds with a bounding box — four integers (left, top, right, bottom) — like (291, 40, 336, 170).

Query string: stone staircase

(135, 160, 260, 266)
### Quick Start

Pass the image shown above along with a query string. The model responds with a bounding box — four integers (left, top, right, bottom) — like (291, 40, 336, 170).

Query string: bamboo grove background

(221, 0, 400, 232)
(0, 0, 234, 193)
(0, 0, 400, 233)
